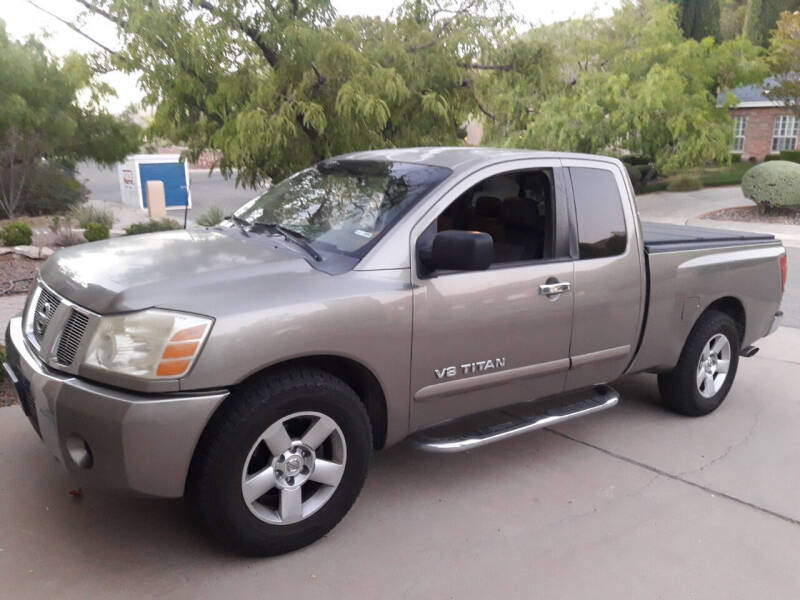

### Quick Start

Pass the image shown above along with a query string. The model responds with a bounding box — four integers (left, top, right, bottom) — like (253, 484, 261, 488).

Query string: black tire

(658, 310, 741, 417)
(188, 367, 372, 556)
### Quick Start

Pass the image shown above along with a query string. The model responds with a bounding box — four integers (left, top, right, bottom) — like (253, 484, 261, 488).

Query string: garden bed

(0, 254, 39, 295)
(702, 205, 800, 225)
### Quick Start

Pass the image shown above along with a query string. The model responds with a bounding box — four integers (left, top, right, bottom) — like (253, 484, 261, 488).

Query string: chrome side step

(409, 385, 619, 453)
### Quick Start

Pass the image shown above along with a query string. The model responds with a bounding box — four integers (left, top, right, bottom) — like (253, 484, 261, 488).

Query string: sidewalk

(636, 185, 800, 248)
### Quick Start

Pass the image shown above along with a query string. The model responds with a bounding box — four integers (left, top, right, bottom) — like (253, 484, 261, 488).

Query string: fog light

(66, 434, 93, 469)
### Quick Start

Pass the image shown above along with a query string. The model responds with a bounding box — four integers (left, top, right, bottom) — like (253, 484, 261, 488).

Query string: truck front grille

(56, 310, 90, 366)
(32, 286, 62, 343)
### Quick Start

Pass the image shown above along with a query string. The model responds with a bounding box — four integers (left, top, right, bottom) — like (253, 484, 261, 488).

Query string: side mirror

(425, 230, 493, 272)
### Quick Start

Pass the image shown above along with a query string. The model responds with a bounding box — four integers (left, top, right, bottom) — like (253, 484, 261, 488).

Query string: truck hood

(40, 229, 316, 314)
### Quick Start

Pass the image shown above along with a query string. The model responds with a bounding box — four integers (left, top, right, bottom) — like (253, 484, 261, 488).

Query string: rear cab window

(568, 167, 627, 259)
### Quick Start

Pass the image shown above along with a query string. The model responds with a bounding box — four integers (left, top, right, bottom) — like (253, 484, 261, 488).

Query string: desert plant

(741, 160, 800, 213)
(195, 206, 225, 227)
(70, 204, 115, 229)
(49, 216, 84, 246)
(666, 176, 703, 192)
(84, 222, 110, 242)
(0, 221, 33, 246)
(124, 218, 182, 236)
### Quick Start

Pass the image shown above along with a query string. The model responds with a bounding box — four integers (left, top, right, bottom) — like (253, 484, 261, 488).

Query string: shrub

(49, 216, 84, 246)
(741, 160, 800, 212)
(729, 154, 742, 163)
(666, 175, 703, 192)
(623, 163, 642, 192)
(70, 204, 115, 229)
(763, 154, 783, 162)
(84, 222, 110, 242)
(639, 181, 669, 194)
(779, 150, 800, 163)
(124, 218, 182, 236)
(18, 162, 87, 217)
(195, 206, 225, 227)
(1, 221, 33, 246)
(620, 154, 652, 166)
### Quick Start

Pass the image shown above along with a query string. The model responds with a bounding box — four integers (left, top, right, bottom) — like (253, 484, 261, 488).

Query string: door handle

(539, 281, 571, 296)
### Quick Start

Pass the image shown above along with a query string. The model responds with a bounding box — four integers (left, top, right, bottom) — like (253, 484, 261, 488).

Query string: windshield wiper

(254, 222, 323, 262)
(227, 214, 250, 237)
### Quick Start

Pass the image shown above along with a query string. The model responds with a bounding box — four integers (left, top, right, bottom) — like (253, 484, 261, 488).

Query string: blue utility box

(117, 154, 192, 210)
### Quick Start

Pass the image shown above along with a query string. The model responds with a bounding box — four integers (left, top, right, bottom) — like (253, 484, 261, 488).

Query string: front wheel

(658, 310, 740, 417)
(189, 368, 372, 556)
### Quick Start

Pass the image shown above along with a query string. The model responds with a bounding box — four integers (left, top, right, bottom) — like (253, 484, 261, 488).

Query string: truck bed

(642, 222, 775, 253)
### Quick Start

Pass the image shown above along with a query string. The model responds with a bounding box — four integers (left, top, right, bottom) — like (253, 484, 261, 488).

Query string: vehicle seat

(496, 196, 542, 262)
(473, 196, 505, 243)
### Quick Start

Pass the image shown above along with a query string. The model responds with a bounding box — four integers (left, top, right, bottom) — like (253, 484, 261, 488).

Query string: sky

(2, 0, 621, 113)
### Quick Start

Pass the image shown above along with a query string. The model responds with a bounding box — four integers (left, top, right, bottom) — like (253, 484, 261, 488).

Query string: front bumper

(4, 317, 228, 497)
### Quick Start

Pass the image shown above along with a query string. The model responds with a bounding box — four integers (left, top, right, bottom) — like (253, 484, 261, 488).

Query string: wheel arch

(226, 354, 388, 451)
(702, 296, 746, 347)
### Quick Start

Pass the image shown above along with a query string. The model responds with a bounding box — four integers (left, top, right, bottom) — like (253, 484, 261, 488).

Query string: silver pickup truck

(4, 148, 786, 555)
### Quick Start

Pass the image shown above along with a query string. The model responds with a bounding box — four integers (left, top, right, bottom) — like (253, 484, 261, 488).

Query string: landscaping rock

(40, 247, 55, 259)
(0, 248, 12, 255)
(13, 246, 40, 259)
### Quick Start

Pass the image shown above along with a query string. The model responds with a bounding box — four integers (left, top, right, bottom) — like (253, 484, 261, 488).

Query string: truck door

(409, 161, 575, 430)
(562, 161, 645, 389)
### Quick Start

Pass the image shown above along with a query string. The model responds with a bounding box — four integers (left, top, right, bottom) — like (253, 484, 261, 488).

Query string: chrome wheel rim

(696, 333, 731, 399)
(241, 411, 347, 525)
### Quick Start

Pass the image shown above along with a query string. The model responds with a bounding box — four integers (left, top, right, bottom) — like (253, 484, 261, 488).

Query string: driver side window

(425, 169, 556, 268)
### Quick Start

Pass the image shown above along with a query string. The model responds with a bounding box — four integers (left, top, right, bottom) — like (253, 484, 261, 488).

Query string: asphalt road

(77, 162, 266, 221)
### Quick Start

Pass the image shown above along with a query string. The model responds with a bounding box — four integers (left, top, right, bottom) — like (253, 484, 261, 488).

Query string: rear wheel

(189, 367, 372, 556)
(658, 310, 740, 416)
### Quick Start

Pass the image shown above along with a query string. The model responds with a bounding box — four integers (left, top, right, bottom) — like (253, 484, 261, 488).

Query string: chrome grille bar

(56, 310, 90, 366)
(32, 286, 62, 343)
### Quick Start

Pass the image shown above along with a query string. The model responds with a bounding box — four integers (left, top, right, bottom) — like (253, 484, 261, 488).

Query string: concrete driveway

(2, 183, 800, 597)
(1, 326, 799, 598)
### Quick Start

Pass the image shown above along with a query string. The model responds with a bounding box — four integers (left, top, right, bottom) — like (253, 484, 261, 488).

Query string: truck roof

(335, 146, 623, 173)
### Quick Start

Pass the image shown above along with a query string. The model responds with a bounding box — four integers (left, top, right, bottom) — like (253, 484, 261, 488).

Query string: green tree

(74, 0, 521, 186)
(744, 0, 800, 46)
(482, 0, 767, 173)
(767, 10, 800, 116)
(0, 20, 140, 218)
(720, 0, 748, 40)
(670, 0, 721, 40)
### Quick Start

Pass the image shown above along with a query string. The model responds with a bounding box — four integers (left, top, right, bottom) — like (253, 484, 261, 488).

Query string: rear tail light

(780, 253, 788, 293)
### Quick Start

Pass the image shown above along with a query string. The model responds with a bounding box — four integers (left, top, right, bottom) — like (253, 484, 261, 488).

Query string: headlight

(83, 309, 213, 379)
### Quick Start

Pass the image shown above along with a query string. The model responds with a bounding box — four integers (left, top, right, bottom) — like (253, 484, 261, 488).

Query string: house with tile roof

(719, 77, 799, 161)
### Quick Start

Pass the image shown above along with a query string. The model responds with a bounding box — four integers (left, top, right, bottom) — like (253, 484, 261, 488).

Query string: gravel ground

(0, 381, 16, 407)
(703, 205, 800, 225)
(0, 254, 38, 296)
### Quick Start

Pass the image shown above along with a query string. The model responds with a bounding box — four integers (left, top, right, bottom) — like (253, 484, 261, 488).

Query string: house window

(732, 116, 746, 152)
(772, 115, 798, 152)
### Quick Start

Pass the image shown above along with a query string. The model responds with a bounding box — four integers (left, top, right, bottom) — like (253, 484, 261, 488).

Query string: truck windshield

(233, 160, 451, 257)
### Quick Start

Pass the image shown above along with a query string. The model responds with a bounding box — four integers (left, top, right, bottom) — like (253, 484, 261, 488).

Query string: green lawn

(698, 162, 753, 187)
(639, 161, 754, 194)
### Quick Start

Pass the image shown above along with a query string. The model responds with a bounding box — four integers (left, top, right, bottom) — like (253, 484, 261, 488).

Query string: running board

(409, 385, 619, 453)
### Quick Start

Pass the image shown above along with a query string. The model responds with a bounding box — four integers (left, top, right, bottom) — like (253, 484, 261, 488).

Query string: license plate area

(3, 362, 40, 436)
